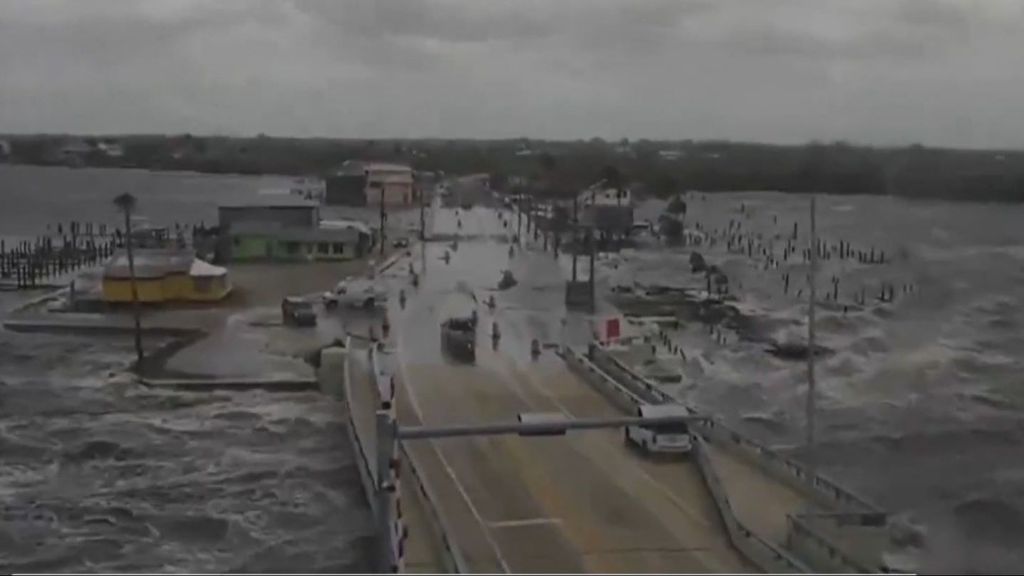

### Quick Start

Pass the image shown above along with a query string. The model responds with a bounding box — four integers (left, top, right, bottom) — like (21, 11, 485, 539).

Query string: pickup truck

(323, 279, 387, 310)
(282, 297, 317, 327)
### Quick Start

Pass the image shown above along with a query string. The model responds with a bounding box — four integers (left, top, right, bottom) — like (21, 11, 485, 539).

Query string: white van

(625, 403, 693, 455)
(323, 278, 387, 310)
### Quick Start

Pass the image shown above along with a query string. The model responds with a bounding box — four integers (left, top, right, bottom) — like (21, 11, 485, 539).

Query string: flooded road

(2, 164, 1023, 572)
(395, 190, 1024, 573)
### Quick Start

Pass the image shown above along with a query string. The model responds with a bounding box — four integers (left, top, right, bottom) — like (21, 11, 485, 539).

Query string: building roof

(578, 186, 632, 207)
(104, 249, 193, 279)
(320, 219, 373, 236)
(368, 173, 414, 185)
(230, 221, 362, 243)
(219, 195, 319, 209)
(366, 162, 412, 173)
(189, 259, 227, 278)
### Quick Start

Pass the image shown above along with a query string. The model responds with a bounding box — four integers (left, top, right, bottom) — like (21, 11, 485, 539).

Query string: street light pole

(379, 186, 387, 257)
(806, 194, 818, 463)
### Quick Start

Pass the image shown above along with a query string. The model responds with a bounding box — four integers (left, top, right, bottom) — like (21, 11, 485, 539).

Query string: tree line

(4, 134, 1024, 202)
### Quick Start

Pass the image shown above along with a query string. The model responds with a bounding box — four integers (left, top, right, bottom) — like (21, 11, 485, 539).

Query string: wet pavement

(377, 198, 752, 573)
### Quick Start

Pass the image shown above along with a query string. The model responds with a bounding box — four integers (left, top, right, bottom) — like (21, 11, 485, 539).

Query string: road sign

(606, 317, 621, 341)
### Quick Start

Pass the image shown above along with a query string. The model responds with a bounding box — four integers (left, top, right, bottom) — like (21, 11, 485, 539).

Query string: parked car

(393, 237, 410, 248)
(323, 278, 387, 310)
(625, 403, 692, 455)
(281, 296, 317, 327)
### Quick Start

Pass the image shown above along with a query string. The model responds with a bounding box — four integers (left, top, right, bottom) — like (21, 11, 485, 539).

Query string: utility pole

(587, 228, 596, 308)
(571, 195, 579, 282)
(379, 186, 387, 257)
(517, 194, 523, 242)
(806, 195, 818, 462)
(419, 182, 426, 241)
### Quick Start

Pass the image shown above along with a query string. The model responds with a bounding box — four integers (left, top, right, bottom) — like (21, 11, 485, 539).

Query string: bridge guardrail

(588, 344, 675, 405)
(590, 344, 885, 519)
(370, 341, 467, 572)
(692, 434, 810, 574)
(694, 417, 884, 518)
(786, 513, 879, 574)
(400, 443, 469, 573)
(560, 347, 644, 413)
(340, 338, 379, 515)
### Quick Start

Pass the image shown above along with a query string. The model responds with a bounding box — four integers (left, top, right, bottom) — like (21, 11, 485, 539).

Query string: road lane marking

(487, 517, 563, 528)
(395, 327, 512, 574)
(512, 360, 718, 529)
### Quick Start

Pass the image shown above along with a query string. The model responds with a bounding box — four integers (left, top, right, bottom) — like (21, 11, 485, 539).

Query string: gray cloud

(0, 0, 1022, 148)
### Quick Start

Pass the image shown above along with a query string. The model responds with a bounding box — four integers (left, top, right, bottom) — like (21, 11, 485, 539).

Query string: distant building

(217, 195, 372, 262)
(325, 161, 417, 207)
(218, 196, 320, 230)
(577, 184, 634, 233)
(102, 248, 231, 303)
(58, 139, 93, 166)
(658, 149, 685, 160)
(96, 140, 124, 158)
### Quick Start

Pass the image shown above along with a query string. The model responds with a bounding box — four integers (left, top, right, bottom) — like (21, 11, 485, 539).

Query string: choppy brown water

(0, 165, 373, 573)
(3, 165, 1024, 573)
(623, 192, 1024, 573)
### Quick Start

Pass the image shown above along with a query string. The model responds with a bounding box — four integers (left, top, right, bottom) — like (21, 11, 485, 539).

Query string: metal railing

(786, 513, 878, 574)
(588, 344, 885, 518)
(400, 443, 469, 573)
(692, 434, 810, 574)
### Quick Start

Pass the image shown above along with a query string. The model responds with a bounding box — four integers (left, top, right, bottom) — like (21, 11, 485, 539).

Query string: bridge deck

(702, 441, 813, 544)
(394, 348, 751, 573)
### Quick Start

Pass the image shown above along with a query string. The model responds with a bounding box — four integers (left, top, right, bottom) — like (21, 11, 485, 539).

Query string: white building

(364, 162, 415, 206)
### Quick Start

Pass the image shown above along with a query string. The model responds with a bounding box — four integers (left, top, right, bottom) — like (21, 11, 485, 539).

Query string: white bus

(625, 403, 693, 455)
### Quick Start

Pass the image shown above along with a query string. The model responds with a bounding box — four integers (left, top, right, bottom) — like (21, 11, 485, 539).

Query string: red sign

(606, 317, 621, 341)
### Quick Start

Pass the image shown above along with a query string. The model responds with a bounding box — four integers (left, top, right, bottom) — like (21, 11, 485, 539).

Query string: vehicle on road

(625, 403, 693, 455)
(498, 269, 517, 290)
(392, 237, 410, 248)
(281, 296, 317, 327)
(441, 316, 476, 362)
(323, 278, 386, 310)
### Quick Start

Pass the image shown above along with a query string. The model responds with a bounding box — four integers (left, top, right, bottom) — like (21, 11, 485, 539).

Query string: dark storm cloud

(0, 0, 1021, 147)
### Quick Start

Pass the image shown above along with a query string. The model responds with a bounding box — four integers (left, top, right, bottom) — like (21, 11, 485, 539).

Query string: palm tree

(113, 192, 144, 368)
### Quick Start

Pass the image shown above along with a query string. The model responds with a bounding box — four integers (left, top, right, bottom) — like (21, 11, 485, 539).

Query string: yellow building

(102, 249, 231, 303)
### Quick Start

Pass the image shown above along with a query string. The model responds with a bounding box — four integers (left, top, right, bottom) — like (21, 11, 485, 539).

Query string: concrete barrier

(560, 347, 643, 413)
(340, 340, 379, 517)
(787, 513, 879, 574)
(692, 435, 810, 574)
(592, 344, 885, 519)
(695, 417, 884, 519)
(317, 346, 347, 400)
(400, 444, 469, 573)
(141, 376, 318, 391)
(587, 345, 674, 405)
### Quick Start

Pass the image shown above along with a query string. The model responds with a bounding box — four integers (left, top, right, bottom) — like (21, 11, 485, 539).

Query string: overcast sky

(1, 0, 1022, 148)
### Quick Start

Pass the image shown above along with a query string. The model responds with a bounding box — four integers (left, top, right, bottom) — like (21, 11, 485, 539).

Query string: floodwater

(0, 166, 373, 573)
(3, 164, 1024, 573)
(621, 192, 1024, 573)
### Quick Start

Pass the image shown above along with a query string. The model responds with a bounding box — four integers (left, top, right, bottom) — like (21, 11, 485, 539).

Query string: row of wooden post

(0, 235, 118, 289)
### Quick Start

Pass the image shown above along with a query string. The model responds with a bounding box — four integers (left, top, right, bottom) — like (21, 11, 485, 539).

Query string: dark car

(282, 296, 317, 327)
(393, 237, 410, 248)
(441, 317, 476, 362)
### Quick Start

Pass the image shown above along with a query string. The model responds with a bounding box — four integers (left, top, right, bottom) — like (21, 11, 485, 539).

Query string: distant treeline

(4, 134, 1024, 202)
